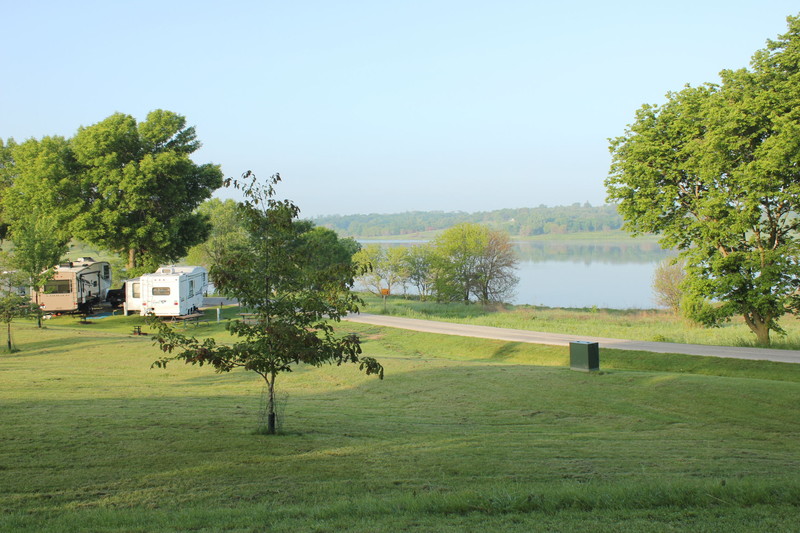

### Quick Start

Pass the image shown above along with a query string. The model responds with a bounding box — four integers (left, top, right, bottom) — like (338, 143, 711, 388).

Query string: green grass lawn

(1, 311, 799, 532)
(359, 292, 800, 350)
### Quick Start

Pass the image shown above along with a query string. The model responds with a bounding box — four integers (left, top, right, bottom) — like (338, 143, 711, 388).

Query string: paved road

(343, 313, 800, 364)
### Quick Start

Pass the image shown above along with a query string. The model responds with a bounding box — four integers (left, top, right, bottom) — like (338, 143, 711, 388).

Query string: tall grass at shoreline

(358, 292, 800, 349)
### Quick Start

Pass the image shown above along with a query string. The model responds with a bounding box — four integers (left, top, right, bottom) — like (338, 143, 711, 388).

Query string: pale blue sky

(2, 1, 798, 217)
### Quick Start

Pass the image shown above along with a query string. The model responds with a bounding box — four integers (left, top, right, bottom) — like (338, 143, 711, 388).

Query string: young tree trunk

(7, 321, 12, 352)
(267, 373, 277, 434)
(35, 293, 42, 329)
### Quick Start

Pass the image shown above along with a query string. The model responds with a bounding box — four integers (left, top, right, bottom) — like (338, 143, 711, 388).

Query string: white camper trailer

(35, 258, 112, 314)
(125, 266, 207, 317)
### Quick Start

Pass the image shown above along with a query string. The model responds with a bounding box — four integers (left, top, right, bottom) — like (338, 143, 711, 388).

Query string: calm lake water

(363, 240, 675, 310)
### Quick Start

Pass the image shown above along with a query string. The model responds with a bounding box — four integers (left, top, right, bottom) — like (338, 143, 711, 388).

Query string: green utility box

(570, 341, 599, 371)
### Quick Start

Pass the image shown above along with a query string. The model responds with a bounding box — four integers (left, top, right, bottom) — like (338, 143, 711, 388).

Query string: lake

(362, 239, 675, 309)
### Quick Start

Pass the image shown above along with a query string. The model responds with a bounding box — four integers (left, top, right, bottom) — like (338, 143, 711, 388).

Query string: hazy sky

(2, 1, 798, 217)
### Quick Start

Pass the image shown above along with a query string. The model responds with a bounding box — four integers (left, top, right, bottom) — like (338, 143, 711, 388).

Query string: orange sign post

(380, 288, 389, 311)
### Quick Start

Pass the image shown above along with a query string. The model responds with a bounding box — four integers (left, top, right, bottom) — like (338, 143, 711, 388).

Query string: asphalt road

(343, 313, 800, 364)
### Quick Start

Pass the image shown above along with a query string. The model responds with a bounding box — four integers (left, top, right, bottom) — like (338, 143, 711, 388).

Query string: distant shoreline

(355, 229, 660, 244)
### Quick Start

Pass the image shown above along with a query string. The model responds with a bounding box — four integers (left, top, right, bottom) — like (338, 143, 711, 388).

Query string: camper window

(103, 265, 110, 279)
(131, 282, 140, 298)
(152, 287, 171, 296)
(44, 280, 71, 294)
(189, 281, 195, 298)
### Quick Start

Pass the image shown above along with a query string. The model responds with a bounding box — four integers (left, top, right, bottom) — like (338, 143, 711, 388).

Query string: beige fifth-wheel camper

(35, 257, 112, 314)
(124, 266, 208, 317)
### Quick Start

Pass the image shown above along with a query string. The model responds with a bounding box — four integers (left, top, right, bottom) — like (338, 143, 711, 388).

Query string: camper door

(125, 279, 143, 313)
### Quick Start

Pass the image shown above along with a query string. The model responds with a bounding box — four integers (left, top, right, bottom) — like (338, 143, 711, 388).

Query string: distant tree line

(313, 204, 623, 238)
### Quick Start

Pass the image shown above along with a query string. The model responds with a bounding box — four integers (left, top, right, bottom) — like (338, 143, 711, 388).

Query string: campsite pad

(85, 313, 113, 320)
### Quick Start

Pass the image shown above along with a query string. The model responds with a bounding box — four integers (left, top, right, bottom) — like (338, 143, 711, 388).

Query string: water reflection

(514, 240, 671, 264)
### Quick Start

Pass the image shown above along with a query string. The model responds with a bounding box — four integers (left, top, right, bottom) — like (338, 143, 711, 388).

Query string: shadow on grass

(1, 335, 106, 358)
(2, 360, 799, 533)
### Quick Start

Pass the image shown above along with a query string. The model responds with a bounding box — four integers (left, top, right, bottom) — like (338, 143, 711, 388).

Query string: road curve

(343, 313, 800, 364)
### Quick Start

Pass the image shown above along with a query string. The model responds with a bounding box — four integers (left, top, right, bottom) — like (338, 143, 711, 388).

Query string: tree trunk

(267, 372, 277, 434)
(128, 248, 136, 271)
(752, 322, 770, 346)
(35, 293, 42, 329)
(7, 321, 11, 352)
(743, 313, 771, 346)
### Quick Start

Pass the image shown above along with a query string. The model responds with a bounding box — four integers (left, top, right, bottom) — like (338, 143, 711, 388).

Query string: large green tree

(71, 110, 223, 274)
(184, 198, 250, 269)
(297, 225, 361, 277)
(432, 223, 518, 305)
(152, 173, 382, 435)
(606, 15, 800, 345)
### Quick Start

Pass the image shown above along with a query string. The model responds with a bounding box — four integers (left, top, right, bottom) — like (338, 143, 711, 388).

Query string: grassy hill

(1, 310, 798, 532)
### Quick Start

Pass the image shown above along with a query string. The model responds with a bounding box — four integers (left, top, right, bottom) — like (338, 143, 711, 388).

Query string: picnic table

(169, 312, 207, 328)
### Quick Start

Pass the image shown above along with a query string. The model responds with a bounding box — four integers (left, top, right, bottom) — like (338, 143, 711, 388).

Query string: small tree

(432, 223, 519, 304)
(0, 294, 30, 352)
(353, 244, 407, 296)
(404, 244, 437, 300)
(353, 244, 386, 295)
(652, 258, 686, 314)
(0, 269, 32, 352)
(473, 229, 519, 305)
(385, 247, 410, 297)
(7, 213, 68, 327)
(432, 223, 486, 303)
(152, 173, 383, 434)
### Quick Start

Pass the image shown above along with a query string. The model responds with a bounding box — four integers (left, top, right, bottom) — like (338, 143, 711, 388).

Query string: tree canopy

(1, 110, 222, 277)
(432, 223, 518, 304)
(184, 198, 250, 269)
(2, 135, 81, 243)
(71, 110, 223, 274)
(606, 14, 800, 344)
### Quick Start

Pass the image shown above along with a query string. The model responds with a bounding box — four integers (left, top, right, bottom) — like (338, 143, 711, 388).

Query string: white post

(217, 307, 221, 323)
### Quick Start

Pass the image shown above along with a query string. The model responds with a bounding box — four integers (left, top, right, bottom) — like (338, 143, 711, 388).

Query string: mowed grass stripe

(0, 313, 798, 531)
